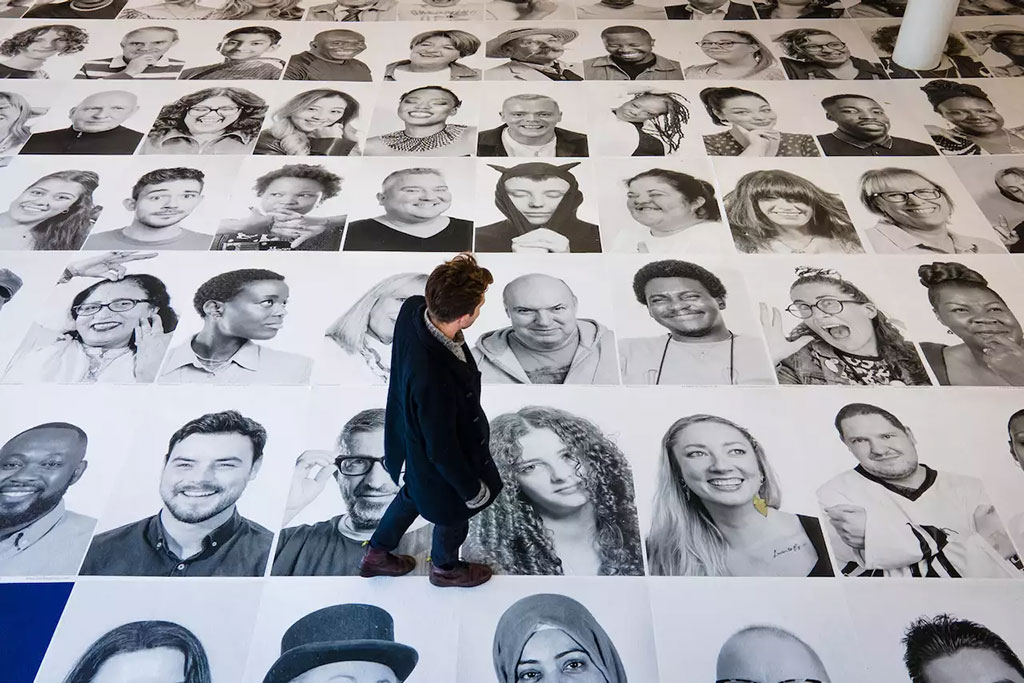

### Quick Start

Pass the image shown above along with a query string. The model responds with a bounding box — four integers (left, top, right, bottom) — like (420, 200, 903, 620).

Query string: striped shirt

(75, 55, 184, 80)
(179, 58, 284, 81)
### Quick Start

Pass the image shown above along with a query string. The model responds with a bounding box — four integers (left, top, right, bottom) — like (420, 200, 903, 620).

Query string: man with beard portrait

(0, 422, 95, 576)
(79, 410, 273, 577)
(272, 409, 431, 576)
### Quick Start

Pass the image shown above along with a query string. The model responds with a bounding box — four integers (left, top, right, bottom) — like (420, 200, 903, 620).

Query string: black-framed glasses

(717, 679, 824, 683)
(698, 40, 751, 48)
(801, 41, 846, 52)
(786, 298, 861, 319)
(871, 189, 942, 203)
(189, 105, 240, 116)
(71, 298, 152, 316)
(335, 455, 399, 477)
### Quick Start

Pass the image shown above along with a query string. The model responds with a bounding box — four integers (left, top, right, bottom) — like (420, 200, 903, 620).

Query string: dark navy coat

(384, 296, 502, 526)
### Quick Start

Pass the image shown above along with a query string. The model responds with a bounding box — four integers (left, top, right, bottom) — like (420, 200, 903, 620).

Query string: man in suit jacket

(358, 254, 502, 588)
(477, 94, 588, 157)
(665, 0, 756, 19)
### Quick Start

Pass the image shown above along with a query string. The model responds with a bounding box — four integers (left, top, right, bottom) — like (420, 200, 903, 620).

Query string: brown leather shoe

(429, 561, 493, 588)
(359, 547, 416, 578)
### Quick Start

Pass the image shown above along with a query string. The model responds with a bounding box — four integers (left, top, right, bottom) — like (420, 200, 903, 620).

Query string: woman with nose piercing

(4, 251, 177, 384)
(0, 24, 88, 79)
(384, 30, 481, 82)
(0, 170, 100, 251)
(364, 86, 476, 157)
(685, 30, 785, 81)
(255, 89, 361, 156)
(699, 87, 820, 158)
(464, 406, 644, 576)
(724, 169, 862, 254)
(612, 168, 731, 254)
(760, 267, 931, 385)
(921, 80, 1024, 156)
(918, 261, 1024, 386)
(141, 87, 268, 155)
(859, 167, 1007, 254)
(646, 414, 834, 577)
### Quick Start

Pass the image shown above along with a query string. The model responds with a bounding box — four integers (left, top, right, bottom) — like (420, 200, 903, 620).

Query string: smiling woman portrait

(141, 87, 268, 156)
(465, 405, 644, 576)
(646, 413, 834, 577)
(0, 170, 100, 251)
(699, 87, 819, 158)
(255, 89, 361, 156)
(921, 79, 1024, 156)
(364, 86, 476, 157)
(384, 29, 481, 82)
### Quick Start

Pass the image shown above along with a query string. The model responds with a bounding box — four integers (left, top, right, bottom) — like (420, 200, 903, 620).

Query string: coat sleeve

(412, 380, 481, 501)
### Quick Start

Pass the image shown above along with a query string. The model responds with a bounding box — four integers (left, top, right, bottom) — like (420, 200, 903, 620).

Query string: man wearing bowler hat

(485, 28, 583, 81)
(263, 603, 418, 683)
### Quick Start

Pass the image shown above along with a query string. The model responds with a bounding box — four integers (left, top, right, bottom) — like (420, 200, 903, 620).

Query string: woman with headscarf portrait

(475, 162, 601, 253)
(492, 593, 628, 683)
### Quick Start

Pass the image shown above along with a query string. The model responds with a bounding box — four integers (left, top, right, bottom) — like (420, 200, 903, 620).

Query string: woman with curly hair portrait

(646, 414, 834, 577)
(761, 267, 931, 385)
(255, 88, 361, 156)
(918, 261, 1024, 386)
(140, 87, 267, 155)
(0, 170, 100, 250)
(602, 90, 690, 157)
(464, 405, 644, 576)
(209, 0, 303, 19)
(0, 24, 88, 79)
(724, 169, 862, 254)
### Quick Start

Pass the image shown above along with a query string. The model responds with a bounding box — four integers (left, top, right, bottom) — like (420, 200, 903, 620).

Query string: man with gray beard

(271, 409, 432, 576)
(79, 410, 272, 577)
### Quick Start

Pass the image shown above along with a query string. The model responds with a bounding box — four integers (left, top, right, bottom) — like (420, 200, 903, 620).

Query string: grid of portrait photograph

(5, 1, 1024, 682)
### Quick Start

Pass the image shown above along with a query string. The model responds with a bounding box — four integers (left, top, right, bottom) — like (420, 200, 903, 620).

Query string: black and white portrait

(19, 88, 147, 155)
(343, 158, 475, 252)
(663, 0, 757, 19)
(464, 398, 643, 575)
(33, 579, 260, 682)
(679, 25, 787, 80)
(753, 0, 846, 18)
(456, 581, 660, 683)
(573, 0, 664, 19)
(272, 398, 433, 576)
(0, 85, 52, 155)
(697, 84, 822, 158)
(0, 253, 69, 364)
(916, 79, 1024, 156)
(364, 83, 478, 157)
(177, 25, 287, 81)
(715, 625, 836, 682)
(769, 22, 887, 80)
(3, 251, 179, 384)
(846, 0, 908, 18)
(598, 158, 733, 253)
(282, 28, 375, 82)
(866, 18, 991, 78)
(468, 261, 620, 385)
(579, 25, 681, 80)
(960, 18, 1024, 78)
(477, 85, 588, 158)
(474, 159, 601, 253)
(395, 0, 485, 22)
(0, 23, 90, 80)
(615, 256, 775, 385)
(255, 84, 370, 156)
(116, 0, 219, 18)
(0, 265, 23, 315)
(947, 156, 1024, 253)
(157, 256, 314, 384)
(484, 27, 584, 81)
(213, 158, 354, 252)
(484, 0, 575, 19)
(75, 25, 185, 80)
(750, 258, 931, 386)
(139, 85, 269, 155)
(588, 85, 696, 157)
(717, 157, 864, 254)
(818, 400, 1021, 578)
(382, 27, 484, 81)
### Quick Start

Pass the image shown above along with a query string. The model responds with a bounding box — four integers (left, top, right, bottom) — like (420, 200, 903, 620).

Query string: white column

(892, 0, 960, 71)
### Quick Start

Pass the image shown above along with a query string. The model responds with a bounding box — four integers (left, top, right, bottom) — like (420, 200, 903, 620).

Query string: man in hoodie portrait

(472, 273, 620, 384)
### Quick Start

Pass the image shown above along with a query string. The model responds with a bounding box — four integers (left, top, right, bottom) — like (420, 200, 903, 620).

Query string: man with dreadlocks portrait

(463, 405, 644, 576)
(760, 267, 931, 386)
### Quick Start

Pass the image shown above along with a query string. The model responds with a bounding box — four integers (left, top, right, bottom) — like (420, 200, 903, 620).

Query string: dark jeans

(370, 485, 468, 568)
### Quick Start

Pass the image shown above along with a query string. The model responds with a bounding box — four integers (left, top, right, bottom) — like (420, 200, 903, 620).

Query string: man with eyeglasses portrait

(271, 408, 432, 576)
(772, 28, 885, 81)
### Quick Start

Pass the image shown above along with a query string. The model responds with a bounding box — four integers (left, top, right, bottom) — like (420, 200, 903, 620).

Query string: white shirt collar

(501, 127, 557, 158)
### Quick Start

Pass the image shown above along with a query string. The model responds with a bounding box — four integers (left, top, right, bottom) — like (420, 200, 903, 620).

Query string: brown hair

(425, 252, 493, 323)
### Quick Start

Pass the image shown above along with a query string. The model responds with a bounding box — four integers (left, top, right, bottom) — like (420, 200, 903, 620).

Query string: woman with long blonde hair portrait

(465, 405, 644, 576)
(646, 414, 833, 577)
(0, 91, 42, 154)
(255, 88, 361, 157)
(209, 0, 303, 19)
(314, 272, 427, 384)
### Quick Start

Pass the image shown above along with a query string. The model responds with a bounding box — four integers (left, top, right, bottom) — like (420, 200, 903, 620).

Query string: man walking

(359, 253, 502, 588)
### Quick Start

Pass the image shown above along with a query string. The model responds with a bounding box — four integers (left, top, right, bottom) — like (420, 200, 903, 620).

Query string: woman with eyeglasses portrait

(859, 167, 1007, 254)
(773, 28, 887, 81)
(685, 30, 785, 81)
(760, 267, 930, 385)
(646, 413, 834, 577)
(4, 251, 177, 384)
(140, 87, 268, 155)
(918, 261, 1024, 386)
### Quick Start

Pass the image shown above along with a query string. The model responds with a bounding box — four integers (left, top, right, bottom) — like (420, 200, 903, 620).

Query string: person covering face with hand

(79, 410, 274, 577)
(0, 422, 95, 577)
(20, 90, 142, 155)
(472, 273, 619, 385)
(272, 409, 433, 576)
(76, 27, 184, 80)
(818, 402, 1021, 578)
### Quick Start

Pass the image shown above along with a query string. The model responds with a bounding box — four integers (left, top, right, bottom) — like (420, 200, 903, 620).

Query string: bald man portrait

(716, 625, 833, 683)
(19, 90, 144, 155)
(477, 94, 589, 157)
(471, 273, 619, 384)
(0, 422, 95, 577)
